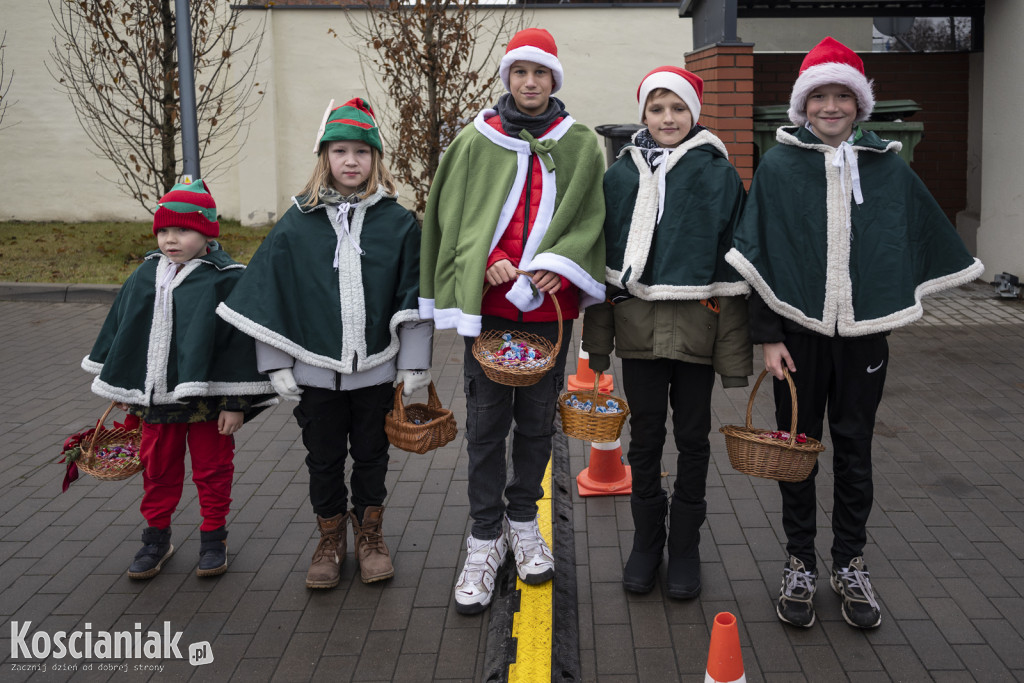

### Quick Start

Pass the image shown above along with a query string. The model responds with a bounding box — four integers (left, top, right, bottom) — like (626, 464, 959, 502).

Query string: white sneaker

(454, 535, 507, 615)
(507, 517, 555, 585)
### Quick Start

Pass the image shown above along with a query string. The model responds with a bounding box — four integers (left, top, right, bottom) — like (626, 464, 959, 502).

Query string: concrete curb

(0, 282, 120, 304)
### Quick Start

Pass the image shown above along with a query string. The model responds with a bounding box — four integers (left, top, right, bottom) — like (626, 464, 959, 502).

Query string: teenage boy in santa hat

(419, 27, 606, 615)
(582, 66, 752, 600)
(82, 179, 275, 580)
(727, 37, 983, 630)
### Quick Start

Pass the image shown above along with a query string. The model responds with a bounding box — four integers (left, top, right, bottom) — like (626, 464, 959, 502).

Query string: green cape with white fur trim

(604, 128, 749, 300)
(217, 190, 421, 372)
(726, 126, 983, 337)
(82, 245, 274, 405)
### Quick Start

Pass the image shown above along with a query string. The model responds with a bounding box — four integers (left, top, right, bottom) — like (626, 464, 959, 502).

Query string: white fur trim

(81, 356, 103, 374)
(500, 46, 563, 93)
(524, 252, 606, 310)
(418, 297, 435, 320)
(638, 71, 701, 123)
(788, 62, 875, 126)
(90, 377, 146, 405)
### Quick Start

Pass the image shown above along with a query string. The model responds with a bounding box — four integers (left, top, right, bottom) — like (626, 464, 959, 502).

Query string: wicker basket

(385, 381, 458, 454)
(558, 373, 630, 443)
(719, 368, 825, 482)
(77, 402, 144, 481)
(471, 270, 562, 387)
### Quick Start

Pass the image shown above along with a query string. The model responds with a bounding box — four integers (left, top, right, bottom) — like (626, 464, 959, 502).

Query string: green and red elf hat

(312, 97, 383, 155)
(153, 178, 219, 238)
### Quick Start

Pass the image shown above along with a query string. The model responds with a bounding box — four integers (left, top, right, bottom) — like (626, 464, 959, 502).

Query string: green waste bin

(753, 99, 924, 165)
(595, 124, 644, 168)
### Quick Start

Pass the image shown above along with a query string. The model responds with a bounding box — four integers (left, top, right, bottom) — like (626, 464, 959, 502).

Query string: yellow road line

(508, 459, 554, 682)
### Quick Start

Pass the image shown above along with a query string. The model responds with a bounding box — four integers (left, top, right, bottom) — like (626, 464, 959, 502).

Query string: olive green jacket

(581, 289, 752, 388)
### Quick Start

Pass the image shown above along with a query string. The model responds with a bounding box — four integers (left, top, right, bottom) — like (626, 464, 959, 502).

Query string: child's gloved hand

(395, 369, 431, 397)
(269, 368, 303, 401)
(588, 354, 611, 373)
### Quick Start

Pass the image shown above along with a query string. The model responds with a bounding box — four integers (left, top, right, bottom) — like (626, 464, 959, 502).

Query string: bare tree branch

(0, 31, 17, 131)
(342, 1, 526, 214)
(47, 0, 266, 212)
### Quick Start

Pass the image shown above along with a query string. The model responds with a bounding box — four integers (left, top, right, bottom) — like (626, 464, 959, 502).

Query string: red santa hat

(636, 66, 703, 124)
(499, 28, 563, 94)
(788, 36, 875, 126)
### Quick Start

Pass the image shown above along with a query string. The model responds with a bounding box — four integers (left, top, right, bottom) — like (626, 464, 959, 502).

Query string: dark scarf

(495, 93, 568, 138)
(632, 125, 705, 170)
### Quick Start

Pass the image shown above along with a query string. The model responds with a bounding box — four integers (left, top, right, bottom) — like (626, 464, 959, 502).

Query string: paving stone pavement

(1, 281, 1023, 681)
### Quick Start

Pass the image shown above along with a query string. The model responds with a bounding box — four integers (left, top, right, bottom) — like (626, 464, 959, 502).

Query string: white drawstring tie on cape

(831, 140, 864, 206)
(333, 202, 364, 269)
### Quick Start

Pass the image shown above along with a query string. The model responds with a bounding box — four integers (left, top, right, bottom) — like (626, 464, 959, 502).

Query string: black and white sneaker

(777, 556, 817, 628)
(831, 556, 882, 629)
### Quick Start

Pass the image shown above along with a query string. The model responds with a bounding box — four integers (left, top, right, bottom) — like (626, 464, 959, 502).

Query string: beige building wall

(977, 0, 1024, 280)
(0, 3, 870, 225)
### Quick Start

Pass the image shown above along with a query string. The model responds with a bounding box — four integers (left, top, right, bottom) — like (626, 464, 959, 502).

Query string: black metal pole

(174, 0, 201, 180)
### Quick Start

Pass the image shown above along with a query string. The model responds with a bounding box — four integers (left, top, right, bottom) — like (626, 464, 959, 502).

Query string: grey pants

(462, 317, 573, 540)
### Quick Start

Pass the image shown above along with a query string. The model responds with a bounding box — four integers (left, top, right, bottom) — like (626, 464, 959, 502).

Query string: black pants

(293, 384, 393, 518)
(621, 358, 716, 504)
(775, 333, 888, 572)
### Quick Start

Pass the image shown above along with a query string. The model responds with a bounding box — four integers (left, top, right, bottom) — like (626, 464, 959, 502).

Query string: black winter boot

(622, 494, 668, 594)
(197, 526, 228, 577)
(127, 527, 174, 580)
(667, 497, 706, 599)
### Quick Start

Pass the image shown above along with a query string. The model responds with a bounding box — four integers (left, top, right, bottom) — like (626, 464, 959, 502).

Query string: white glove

(269, 368, 303, 401)
(395, 369, 431, 397)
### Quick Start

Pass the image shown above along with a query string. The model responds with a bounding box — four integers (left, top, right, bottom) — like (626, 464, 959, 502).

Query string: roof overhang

(680, 0, 985, 18)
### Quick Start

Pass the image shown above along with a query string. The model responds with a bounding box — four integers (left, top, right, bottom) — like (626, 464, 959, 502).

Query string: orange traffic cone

(576, 439, 631, 496)
(567, 346, 614, 393)
(706, 612, 746, 683)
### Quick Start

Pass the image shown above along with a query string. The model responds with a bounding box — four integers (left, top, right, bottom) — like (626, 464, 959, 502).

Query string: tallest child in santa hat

(582, 65, 752, 600)
(727, 37, 983, 630)
(420, 28, 606, 615)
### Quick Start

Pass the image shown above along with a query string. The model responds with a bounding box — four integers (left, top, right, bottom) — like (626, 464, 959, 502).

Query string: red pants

(139, 420, 234, 531)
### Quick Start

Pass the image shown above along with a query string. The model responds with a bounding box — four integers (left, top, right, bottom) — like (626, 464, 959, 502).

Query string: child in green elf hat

(82, 178, 275, 580)
(582, 66, 751, 601)
(727, 36, 983, 631)
(218, 97, 431, 589)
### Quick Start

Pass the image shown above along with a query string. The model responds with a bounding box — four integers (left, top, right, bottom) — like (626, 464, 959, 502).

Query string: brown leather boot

(305, 512, 348, 589)
(351, 506, 394, 583)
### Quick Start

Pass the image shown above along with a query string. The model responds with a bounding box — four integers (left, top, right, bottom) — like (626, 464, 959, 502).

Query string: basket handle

(585, 372, 604, 413)
(746, 368, 799, 447)
(85, 401, 119, 457)
(480, 269, 563, 356)
(393, 381, 443, 419)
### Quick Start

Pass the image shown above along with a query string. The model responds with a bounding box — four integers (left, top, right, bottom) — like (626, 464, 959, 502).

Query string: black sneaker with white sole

(830, 556, 882, 629)
(777, 556, 817, 628)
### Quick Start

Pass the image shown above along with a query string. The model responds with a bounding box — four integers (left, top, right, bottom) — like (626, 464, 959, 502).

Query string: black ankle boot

(127, 527, 174, 580)
(667, 498, 705, 599)
(622, 495, 667, 594)
(197, 526, 228, 577)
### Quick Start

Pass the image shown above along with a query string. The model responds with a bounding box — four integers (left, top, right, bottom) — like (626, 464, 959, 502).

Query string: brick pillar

(685, 43, 755, 188)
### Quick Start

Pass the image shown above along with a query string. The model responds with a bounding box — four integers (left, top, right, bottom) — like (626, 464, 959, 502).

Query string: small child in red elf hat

(582, 66, 752, 600)
(727, 36, 983, 631)
(218, 98, 431, 589)
(82, 179, 275, 580)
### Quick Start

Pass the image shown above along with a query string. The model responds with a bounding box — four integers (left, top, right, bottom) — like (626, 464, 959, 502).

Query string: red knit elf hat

(153, 179, 219, 238)
(788, 36, 875, 126)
